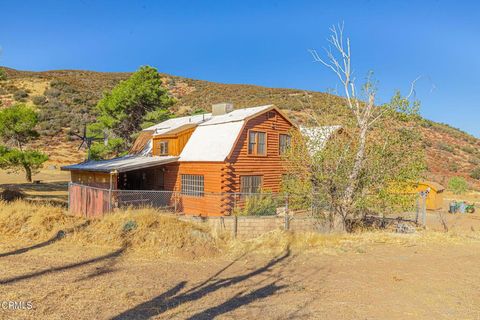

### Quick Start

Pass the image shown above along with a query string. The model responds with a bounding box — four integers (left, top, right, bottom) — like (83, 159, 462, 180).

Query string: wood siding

(163, 162, 227, 216)
(152, 128, 195, 156)
(71, 171, 116, 189)
(226, 109, 294, 193)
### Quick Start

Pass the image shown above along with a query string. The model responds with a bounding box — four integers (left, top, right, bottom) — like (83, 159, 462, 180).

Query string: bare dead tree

(302, 23, 423, 230)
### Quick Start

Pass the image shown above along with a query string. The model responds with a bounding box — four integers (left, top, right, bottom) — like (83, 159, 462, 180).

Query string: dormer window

(159, 141, 169, 155)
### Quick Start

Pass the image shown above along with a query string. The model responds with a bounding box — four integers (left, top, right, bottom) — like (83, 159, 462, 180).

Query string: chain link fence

(68, 183, 427, 229)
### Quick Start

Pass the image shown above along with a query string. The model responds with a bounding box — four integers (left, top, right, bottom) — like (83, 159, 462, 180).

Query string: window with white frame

(240, 175, 262, 194)
(158, 141, 168, 155)
(181, 174, 204, 197)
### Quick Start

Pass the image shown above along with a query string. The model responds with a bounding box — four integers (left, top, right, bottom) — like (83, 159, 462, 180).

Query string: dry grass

(0, 201, 221, 259)
(227, 226, 480, 258)
(0, 200, 81, 240)
(70, 208, 221, 258)
(2, 200, 480, 262)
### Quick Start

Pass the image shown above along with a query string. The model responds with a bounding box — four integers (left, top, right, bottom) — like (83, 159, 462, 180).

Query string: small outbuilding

(414, 181, 445, 211)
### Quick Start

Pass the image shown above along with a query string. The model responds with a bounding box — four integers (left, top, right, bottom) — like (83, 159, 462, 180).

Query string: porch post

(109, 170, 118, 213)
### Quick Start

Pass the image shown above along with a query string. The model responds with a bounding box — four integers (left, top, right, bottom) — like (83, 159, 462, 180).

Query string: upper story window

(181, 174, 204, 197)
(279, 134, 291, 155)
(158, 141, 169, 155)
(248, 131, 266, 156)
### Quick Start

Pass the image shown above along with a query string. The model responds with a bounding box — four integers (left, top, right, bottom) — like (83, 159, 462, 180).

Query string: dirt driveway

(1, 236, 480, 320)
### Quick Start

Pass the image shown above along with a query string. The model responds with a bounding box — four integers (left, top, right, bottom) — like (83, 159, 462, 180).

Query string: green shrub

(470, 167, 480, 180)
(44, 88, 61, 98)
(438, 143, 455, 153)
(469, 157, 480, 165)
(448, 177, 468, 195)
(448, 162, 459, 172)
(0, 69, 7, 81)
(32, 95, 47, 105)
(235, 193, 278, 216)
(461, 145, 475, 154)
(13, 90, 29, 101)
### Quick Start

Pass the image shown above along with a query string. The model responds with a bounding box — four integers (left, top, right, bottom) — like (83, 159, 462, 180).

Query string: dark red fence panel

(68, 183, 111, 218)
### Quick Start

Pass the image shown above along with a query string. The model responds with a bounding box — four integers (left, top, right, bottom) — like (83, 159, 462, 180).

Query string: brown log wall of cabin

(163, 162, 226, 216)
(227, 109, 293, 193)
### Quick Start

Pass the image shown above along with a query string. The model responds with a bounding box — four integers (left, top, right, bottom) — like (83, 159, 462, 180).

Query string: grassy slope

(0, 67, 479, 189)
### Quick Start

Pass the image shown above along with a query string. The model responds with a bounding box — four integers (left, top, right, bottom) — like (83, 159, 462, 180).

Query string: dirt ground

(0, 169, 69, 205)
(0, 233, 480, 320)
(2, 171, 480, 319)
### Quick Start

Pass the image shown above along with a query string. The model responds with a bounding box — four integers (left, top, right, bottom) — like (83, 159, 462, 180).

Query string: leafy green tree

(0, 146, 48, 182)
(89, 138, 125, 160)
(0, 104, 39, 149)
(89, 66, 174, 158)
(140, 109, 172, 129)
(448, 177, 468, 194)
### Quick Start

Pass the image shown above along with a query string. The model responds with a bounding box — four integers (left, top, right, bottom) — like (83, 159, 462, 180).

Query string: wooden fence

(68, 183, 111, 218)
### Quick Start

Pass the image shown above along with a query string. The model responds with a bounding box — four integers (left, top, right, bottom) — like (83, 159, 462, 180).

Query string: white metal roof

(198, 105, 273, 126)
(145, 105, 273, 136)
(144, 113, 212, 136)
(61, 155, 179, 173)
(300, 125, 342, 154)
(179, 121, 244, 161)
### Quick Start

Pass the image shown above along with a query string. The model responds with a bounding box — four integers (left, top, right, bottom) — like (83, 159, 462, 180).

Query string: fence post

(233, 215, 238, 239)
(284, 194, 290, 231)
(415, 196, 419, 225)
(174, 192, 178, 213)
(67, 182, 71, 213)
(422, 192, 427, 228)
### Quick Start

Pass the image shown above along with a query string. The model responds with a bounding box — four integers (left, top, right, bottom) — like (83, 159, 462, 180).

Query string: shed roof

(418, 181, 445, 192)
(61, 155, 178, 173)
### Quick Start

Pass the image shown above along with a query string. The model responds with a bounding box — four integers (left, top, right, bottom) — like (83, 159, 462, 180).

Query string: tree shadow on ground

(0, 181, 69, 193)
(25, 196, 68, 207)
(187, 282, 286, 320)
(0, 221, 90, 258)
(0, 246, 125, 285)
(111, 249, 292, 320)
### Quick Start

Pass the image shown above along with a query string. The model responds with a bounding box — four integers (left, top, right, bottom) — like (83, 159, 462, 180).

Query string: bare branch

(406, 75, 422, 99)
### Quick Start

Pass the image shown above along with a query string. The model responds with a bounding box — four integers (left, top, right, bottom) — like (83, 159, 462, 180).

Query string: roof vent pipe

(212, 103, 234, 116)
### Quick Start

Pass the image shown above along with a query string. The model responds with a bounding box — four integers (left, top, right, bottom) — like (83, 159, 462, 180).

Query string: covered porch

(62, 155, 180, 216)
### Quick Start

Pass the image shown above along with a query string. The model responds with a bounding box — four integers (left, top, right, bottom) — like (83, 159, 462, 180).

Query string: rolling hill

(0, 67, 479, 189)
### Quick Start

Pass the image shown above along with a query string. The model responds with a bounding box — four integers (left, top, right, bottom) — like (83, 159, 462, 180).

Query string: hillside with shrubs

(0, 66, 479, 189)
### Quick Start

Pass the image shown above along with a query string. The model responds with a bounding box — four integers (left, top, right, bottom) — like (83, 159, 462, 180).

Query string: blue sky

(1, 0, 479, 137)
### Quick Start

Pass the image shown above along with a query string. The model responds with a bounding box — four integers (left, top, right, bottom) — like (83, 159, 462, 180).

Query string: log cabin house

(63, 103, 340, 216)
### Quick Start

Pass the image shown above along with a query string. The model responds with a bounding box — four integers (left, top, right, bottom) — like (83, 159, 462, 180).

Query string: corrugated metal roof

(61, 155, 178, 173)
(144, 105, 273, 137)
(179, 121, 244, 162)
(198, 105, 273, 126)
(144, 113, 212, 136)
